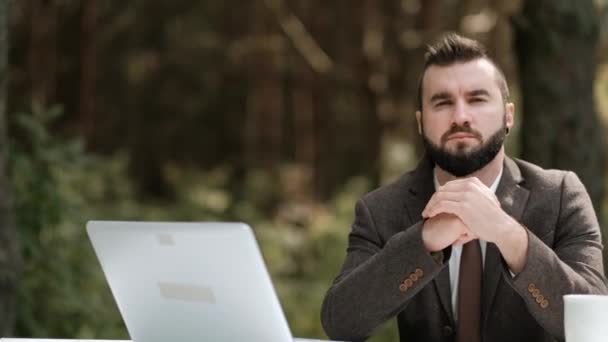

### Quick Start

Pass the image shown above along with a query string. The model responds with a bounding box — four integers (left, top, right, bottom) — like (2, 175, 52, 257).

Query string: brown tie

(457, 240, 482, 342)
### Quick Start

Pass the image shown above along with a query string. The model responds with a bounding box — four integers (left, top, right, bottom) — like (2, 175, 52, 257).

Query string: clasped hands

(421, 177, 522, 254)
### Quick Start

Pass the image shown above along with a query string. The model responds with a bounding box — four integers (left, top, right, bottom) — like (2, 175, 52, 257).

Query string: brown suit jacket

(321, 156, 608, 342)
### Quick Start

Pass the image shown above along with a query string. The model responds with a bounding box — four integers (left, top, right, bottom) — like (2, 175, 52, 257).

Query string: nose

(451, 100, 471, 127)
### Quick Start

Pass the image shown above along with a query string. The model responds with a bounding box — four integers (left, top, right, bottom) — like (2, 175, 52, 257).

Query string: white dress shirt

(432, 167, 503, 321)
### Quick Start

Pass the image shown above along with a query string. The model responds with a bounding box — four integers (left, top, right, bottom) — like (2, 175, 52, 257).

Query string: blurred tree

(79, 0, 98, 144)
(514, 0, 605, 214)
(0, 0, 22, 335)
(246, 0, 284, 173)
(28, 0, 58, 114)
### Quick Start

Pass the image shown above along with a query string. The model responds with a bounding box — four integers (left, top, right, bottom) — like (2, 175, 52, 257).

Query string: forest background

(1, 0, 608, 341)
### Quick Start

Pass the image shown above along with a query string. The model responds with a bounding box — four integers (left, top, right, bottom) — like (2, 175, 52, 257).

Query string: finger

(453, 235, 476, 246)
(461, 228, 478, 240)
(455, 223, 477, 239)
(444, 176, 484, 187)
(424, 199, 464, 220)
(437, 179, 499, 207)
(453, 225, 478, 244)
(438, 178, 485, 194)
(423, 191, 465, 217)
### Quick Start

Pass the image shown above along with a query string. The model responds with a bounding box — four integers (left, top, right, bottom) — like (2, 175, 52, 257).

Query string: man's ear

(416, 110, 422, 135)
(505, 102, 514, 131)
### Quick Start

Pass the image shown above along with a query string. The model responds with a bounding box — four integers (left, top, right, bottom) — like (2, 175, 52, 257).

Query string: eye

(470, 97, 486, 103)
(435, 100, 452, 107)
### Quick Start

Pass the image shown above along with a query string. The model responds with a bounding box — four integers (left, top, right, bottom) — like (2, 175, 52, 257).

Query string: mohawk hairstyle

(424, 33, 487, 66)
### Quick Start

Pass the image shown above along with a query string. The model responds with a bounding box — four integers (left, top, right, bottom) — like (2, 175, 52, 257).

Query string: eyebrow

(429, 91, 452, 104)
(467, 89, 490, 97)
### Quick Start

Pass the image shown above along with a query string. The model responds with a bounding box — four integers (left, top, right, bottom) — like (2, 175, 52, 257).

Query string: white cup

(564, 294, 608, 342)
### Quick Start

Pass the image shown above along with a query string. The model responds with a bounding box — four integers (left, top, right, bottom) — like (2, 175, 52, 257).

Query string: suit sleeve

(321, 198, 448, 341)
(503, 171, 608, 340)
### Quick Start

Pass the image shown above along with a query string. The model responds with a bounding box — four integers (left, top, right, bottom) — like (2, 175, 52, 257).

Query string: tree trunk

(514, 0, 607, 274)
(245, 0, 284, 174)
(0, 0, 23, 335)
(514, 0, 604, 213)
(79, 0, 98, 146)
(28, 0, 57, 114)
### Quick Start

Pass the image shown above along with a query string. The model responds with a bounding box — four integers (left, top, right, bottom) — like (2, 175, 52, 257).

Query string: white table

(1, 339, 331, 342)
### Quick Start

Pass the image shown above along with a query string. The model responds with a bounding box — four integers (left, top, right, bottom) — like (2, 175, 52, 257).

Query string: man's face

(416, 59, 514, 177)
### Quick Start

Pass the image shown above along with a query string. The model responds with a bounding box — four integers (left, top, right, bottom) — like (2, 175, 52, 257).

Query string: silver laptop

(87, 221, 329, 342)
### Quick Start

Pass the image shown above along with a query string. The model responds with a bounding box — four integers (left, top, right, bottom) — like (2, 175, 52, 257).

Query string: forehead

(422, 59, 501, 99)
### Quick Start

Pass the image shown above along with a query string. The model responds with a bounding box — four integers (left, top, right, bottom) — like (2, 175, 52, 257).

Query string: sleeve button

(541, 299, 549, 308)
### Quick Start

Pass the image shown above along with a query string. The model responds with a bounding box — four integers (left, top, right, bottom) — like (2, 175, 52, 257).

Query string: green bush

(11, 108, 128, 338)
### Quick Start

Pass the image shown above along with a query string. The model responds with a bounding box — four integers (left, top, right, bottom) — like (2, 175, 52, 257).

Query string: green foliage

(11, 107, 128, 338)
(9, 109, 400, 341)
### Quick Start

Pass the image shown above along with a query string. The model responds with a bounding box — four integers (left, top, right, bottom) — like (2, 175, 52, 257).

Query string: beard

(422, 123, 506, 177)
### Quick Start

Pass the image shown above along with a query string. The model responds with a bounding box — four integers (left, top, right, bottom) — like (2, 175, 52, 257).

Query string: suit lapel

(404, 155, 455, 323)
(404, 155, 434, 226)
(434, 266, 454, 324)
(482, 157, 529, 329)
(406, 155, 435, 224)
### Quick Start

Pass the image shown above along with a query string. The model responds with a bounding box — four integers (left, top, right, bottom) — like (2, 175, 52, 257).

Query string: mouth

(446, 133, 479, 141)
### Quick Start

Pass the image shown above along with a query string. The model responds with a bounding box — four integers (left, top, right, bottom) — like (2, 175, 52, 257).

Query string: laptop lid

(86, 221, 293, 342)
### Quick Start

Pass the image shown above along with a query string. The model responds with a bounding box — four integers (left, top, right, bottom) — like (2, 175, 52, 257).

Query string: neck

(434, 148, 505, 187)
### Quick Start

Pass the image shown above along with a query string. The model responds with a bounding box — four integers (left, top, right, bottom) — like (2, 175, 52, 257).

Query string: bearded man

(320, 33, 608, 342)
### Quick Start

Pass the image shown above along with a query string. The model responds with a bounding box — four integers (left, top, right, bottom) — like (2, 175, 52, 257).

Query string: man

(320, 33, 608, 342)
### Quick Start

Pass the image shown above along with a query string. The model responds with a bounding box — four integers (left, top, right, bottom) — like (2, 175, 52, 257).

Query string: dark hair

(416, 33, 509, 111)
